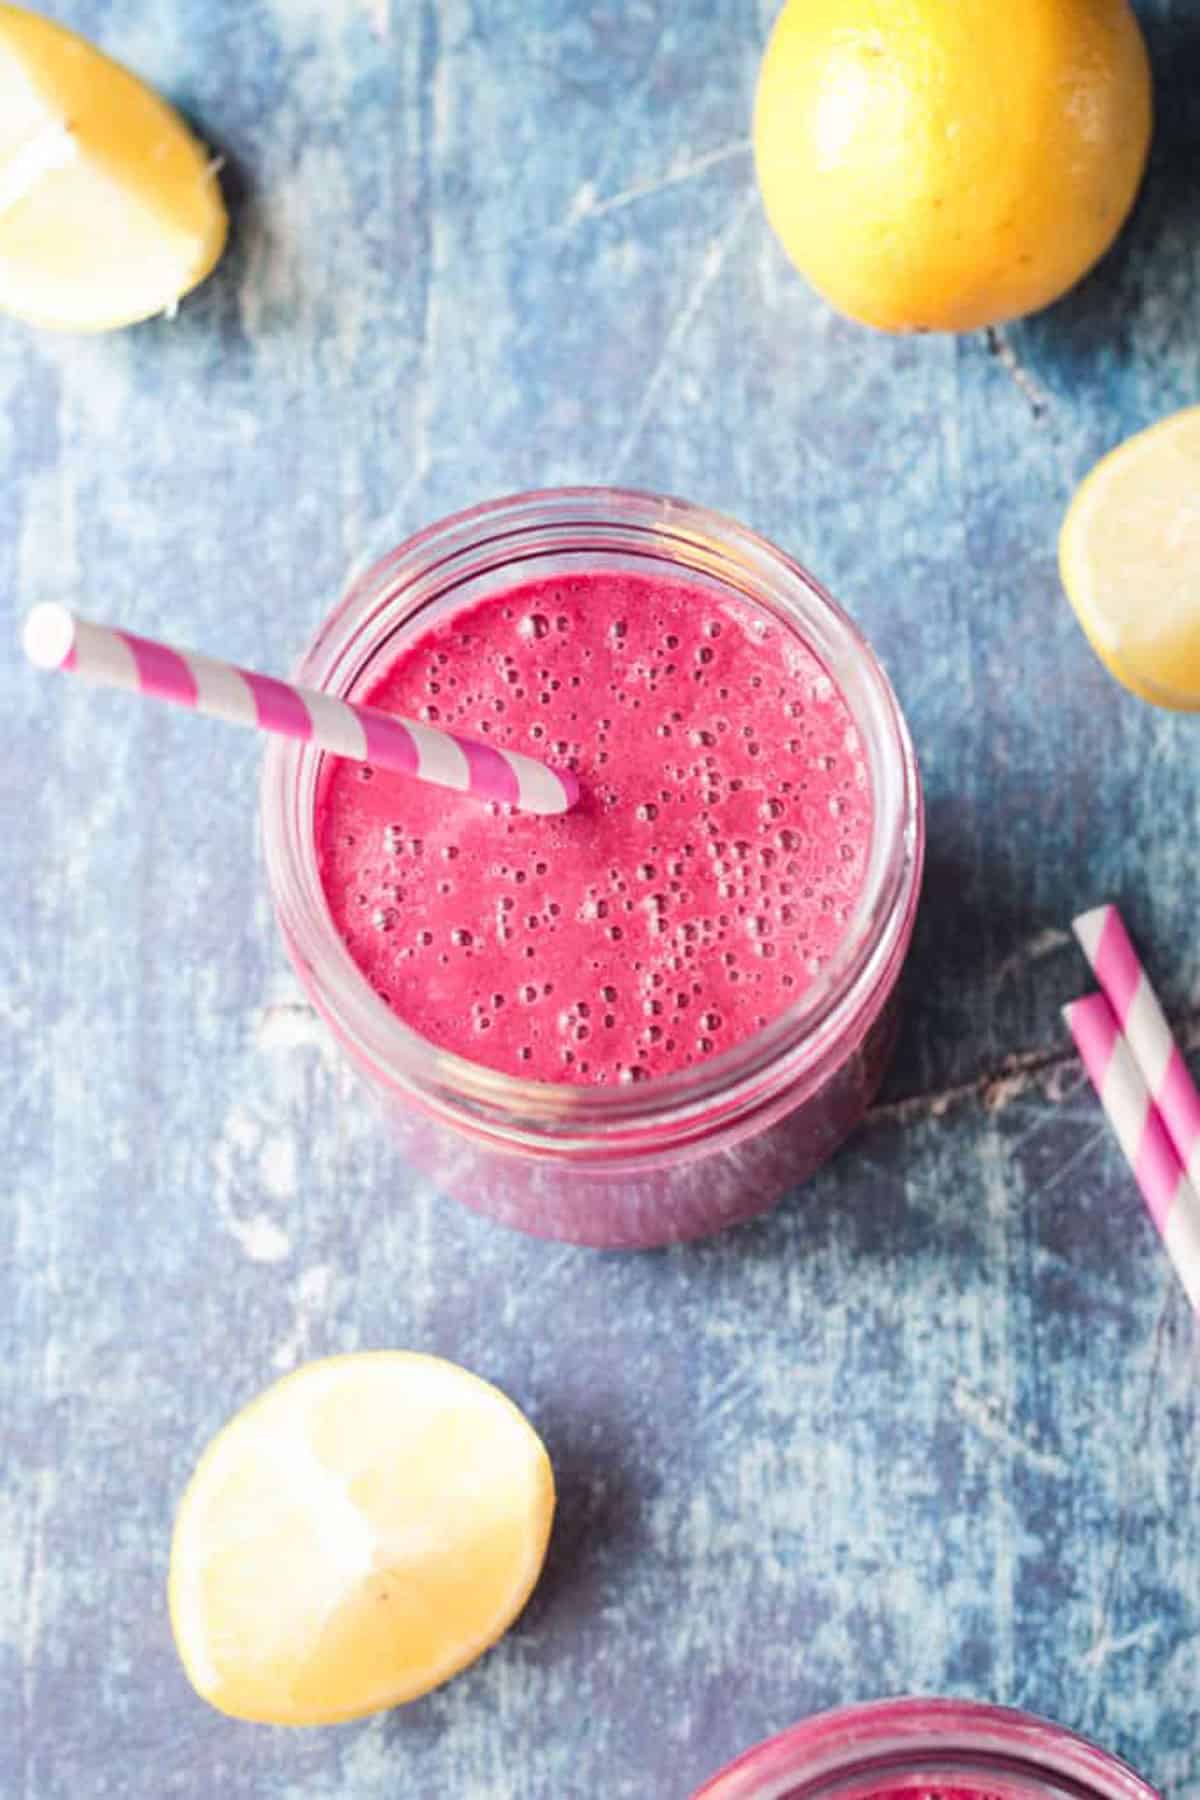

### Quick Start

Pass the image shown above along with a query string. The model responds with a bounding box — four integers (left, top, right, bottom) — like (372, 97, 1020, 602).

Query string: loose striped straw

(1074, 903, 1200, 1188)
(21, 603, 579, 817)
(1063, 991, 1200, 1311)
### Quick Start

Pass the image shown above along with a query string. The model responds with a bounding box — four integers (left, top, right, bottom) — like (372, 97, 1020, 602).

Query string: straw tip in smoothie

(550, 764, 580, 813)
(22, 601, 76, 670)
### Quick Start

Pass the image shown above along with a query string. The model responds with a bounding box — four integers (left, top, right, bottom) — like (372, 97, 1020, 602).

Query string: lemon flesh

(168, 1353, 555, 1726)
(753, 0, 1152, 332)
(0, 4, 226, 331)
(1060, 408, 1200, 711)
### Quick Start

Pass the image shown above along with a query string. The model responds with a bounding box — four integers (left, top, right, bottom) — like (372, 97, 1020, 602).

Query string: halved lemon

(168, 1353, 556, 1725)
(1060, 407, 1200, 709)
(0, 4, 226, 331)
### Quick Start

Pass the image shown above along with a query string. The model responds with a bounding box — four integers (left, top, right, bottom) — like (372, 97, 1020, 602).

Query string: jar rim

(261, 486, 923, 1152)
(690, 1699, 1159, 1800)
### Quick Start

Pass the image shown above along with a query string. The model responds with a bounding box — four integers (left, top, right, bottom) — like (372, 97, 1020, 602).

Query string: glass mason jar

(691, 1699, 1159, 1800)
(261, 488, 923, 1247)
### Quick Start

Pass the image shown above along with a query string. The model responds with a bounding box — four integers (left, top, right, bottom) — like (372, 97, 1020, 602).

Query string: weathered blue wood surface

(2, 3, 1199, 1795)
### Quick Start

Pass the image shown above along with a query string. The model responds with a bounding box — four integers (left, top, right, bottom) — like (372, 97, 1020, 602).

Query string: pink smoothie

(316, 569, 872, 1085)
(866, 1791, 1003, 1800)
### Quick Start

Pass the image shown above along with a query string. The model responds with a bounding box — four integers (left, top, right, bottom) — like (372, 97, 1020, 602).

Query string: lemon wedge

(1060, 407, 1200, 709)
(0, 4, 226, 331)
(168, 1353, 556, 1725)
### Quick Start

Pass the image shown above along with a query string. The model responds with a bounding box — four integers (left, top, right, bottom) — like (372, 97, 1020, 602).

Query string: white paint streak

(30, 335, 134, 448)
(260, 1133, 298, 1201)
(566, 179, 597, 224)
(21, 1467, 55, 1791)
(232, 1214, 292, 1264)
(226, 1104, 258, 1155)
(271, 1264, 335, 1370)
(255, 999, 330, 1055)
(211, 1102, 292, 1263)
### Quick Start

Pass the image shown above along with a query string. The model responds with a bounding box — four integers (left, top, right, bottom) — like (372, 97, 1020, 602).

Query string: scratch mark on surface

(570, 15, 674, 223)
(991, 926, 1072, 988)
(1002, 1089, 1095, 1163)
(982, 1064, 1075, 1118)
(1036, 1123, 1112, 1200)
(1083, 1621, 1159, 1669)
(952, 1381, 1069, 1479)
(271, 1264, 335, 1370)
(869, 1012, 1200, 1131)
(563, 139, 751, 226)
(867, 1040, 1075, 1128)
(985, 326, 1051, 421)
(614, 189, 755, 475)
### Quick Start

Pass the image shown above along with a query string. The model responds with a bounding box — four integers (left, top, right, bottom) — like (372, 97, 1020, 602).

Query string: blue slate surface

(2, 2, 1199, 1794)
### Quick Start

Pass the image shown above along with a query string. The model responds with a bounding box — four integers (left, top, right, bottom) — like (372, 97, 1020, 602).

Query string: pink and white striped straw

(1063, 990, 1200, 1311)
(1074, 903, 1200, 1189)
(21, 603, 579, 817)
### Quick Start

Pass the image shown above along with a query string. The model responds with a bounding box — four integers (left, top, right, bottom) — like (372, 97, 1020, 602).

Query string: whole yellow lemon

(753, 0, 1152, 332)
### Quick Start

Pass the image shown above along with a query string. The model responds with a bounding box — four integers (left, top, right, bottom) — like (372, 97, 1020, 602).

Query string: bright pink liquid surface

(317, 571, 872, 1085)
(865, 1791, 1003, 1800)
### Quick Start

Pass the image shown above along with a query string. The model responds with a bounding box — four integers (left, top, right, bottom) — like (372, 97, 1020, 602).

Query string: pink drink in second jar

(689, 1698, 1158, 1800)
(317, 569, 872, 1086)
